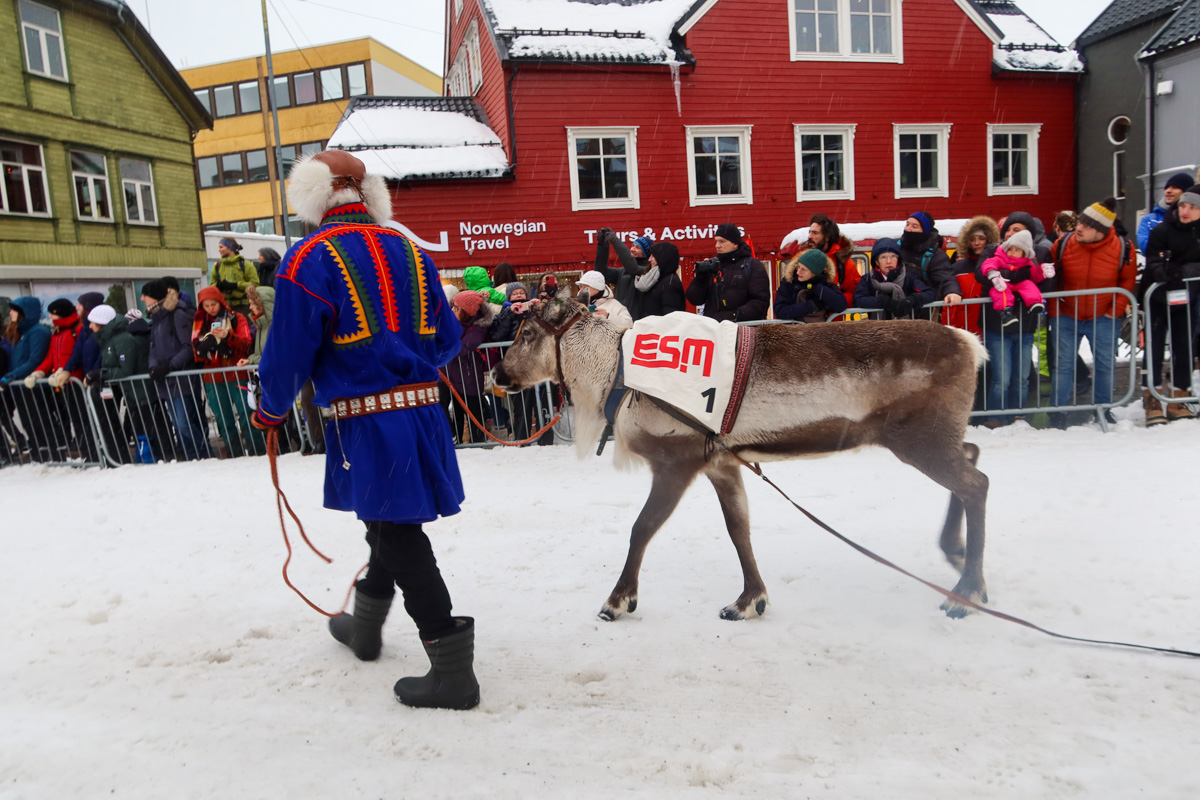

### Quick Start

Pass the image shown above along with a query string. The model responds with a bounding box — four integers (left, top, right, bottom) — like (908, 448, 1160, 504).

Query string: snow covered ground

(4, 412, 1199, 798)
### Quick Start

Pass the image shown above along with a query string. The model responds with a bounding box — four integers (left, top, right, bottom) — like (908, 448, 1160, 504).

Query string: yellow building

(181, 37, 441, 238)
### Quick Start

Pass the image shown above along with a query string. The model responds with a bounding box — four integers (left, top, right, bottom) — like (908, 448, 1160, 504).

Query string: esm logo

(630, 334, 715, 377)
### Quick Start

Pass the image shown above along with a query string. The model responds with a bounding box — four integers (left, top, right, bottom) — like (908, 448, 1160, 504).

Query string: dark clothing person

(145, 287, 210, 460)
(899, 226, 958, 301)
(638, 242, 687, 318)
(1142, 197, 1200, 418)
(853, 239, 935, 319)
(593, 227, 650, 319)
(996, 212, 1054, 264)
(773, 249, 847, 322)
(686, 243, 771, 322)
(256, 248, 283, 288)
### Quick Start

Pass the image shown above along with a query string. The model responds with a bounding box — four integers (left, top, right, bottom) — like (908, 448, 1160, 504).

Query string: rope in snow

(436, 370, 562, 447)
(724, 450, 1200, 660)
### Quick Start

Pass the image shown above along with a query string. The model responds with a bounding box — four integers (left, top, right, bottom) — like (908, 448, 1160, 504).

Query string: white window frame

(453, 0, 464, 24)
(1113, 150, 1126, 200)
(0, 137, 52, 217)
(794, 124, 856, 202)
(987, 123, 1040, 197)
(447, 21, 483, 97)
(566, 126, 640, 212)
(70, 150, 113, 223)
(893, 123, 950, 199)
(787, 0, 904, 64)
(686, 125, 754, 207)
(19, 0, 69, 82)
(120, 158, 158, 226)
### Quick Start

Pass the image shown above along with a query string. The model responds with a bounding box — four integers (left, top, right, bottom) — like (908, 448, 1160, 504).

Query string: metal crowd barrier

(825, 286, 1140, 429)
(1141, 278, 1200, 409)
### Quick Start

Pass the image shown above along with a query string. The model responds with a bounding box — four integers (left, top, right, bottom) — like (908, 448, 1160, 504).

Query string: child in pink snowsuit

(979, 229, 1053, 327)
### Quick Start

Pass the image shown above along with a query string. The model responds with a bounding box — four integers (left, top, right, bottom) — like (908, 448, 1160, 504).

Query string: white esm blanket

(620, 312, 741, 434)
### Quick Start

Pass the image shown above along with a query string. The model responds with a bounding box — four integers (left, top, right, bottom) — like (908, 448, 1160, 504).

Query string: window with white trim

(794, 124, 856, 201)
(789, 0, 902, 63)
(686, 125, 753, 207)
(893, 124, 950, 199)
(120, 158, 157, 225)
(567, 127, 640, 211)
(447, 20, 483, 96)
(1113, 150, 1126, 200)
(988, 123, 1040, 196)
(71, 150, 112, 222)
(0, 138, 51, 216)
(19, 0, 68, 81)
(454, 0, 464, 23)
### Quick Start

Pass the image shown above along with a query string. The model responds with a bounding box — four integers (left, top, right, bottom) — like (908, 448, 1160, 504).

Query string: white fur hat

(88, 304, 117, 325)
(576, 271, 607, 292)
(286, 150, 392, 227)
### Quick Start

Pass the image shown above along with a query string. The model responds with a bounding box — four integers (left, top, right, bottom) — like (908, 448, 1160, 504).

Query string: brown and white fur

(492, 296, 991, 621)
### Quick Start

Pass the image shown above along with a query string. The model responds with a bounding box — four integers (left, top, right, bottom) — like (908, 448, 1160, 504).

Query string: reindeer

(492, 297, 990, 621)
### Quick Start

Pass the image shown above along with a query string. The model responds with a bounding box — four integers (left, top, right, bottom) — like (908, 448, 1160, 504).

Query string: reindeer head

(491, 289, 587, 392)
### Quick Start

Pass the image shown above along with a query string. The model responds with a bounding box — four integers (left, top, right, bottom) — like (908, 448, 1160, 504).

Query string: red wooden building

(327, 0, 1080, 273)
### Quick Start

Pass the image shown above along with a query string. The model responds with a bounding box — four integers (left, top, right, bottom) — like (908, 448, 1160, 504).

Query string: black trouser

(357, 521, 454, 640)
(1145, 287, 1196, 390)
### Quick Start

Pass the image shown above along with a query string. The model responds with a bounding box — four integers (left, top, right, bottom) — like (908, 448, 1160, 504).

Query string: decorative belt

(331, 381, 440, 420)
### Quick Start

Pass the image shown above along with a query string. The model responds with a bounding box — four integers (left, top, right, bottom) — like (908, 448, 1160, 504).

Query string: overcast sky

(128, 0, 1113, 77)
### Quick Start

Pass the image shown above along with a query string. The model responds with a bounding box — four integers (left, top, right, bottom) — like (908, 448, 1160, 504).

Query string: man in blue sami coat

(252, 150, 478, 710)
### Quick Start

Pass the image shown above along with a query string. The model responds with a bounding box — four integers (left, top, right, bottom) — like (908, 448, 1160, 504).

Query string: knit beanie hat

(632, 235, 654, 257)
(452, 289, 484, 318)
(908, 211, 934, 234)
(47, 298, 74, 318)
(1179, 184, 1200, 209)
(714, 222, 743, 245)
(1078, 199, 1117, 233)
(1001, 229, 1035, 259)
(505, 282, 530, 301)
(197, 285, 225, 307)
(442, 283, 460, 304)
(88, 304, 117, 326)
(1166, 172, 1195, 192)
(78, 291, 105, 314)
(796, 248, 828, 276)
(141, 279, 168, 302)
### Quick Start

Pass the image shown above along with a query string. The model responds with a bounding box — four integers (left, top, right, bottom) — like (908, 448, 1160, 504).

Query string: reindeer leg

(598, 465, 696, 621)
(888, 438, 989, 618)
(938, 442, 980, 572)
(706, 461, 768, 621)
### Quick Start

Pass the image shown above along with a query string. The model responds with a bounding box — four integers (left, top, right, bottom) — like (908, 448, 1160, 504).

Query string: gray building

(1139, 0, 1200, 204)
(1075, 0, 1197, 224)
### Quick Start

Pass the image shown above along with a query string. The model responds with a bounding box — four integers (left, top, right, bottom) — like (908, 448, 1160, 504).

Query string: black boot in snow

(329, 588, 393, 661)
(394, 617, 479, 710)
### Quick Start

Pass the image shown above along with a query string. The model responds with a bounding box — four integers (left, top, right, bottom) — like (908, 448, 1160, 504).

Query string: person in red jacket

(1047, 198, 1137, 424)
(19, 298, 85, 459)
(192, 285, 264, 457)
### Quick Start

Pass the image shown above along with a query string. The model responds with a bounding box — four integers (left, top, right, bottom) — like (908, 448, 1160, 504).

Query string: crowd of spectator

(4, 183, 1200, 466)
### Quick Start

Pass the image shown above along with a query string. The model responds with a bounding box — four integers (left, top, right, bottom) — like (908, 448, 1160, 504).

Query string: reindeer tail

(948, 326, 989, 371)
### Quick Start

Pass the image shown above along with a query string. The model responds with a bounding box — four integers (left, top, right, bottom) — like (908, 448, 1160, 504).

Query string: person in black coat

(141, 279, 211, 460)
(593, 227, 652, 319)
(256, 248, 282, 288)
(637, 242, 686, 318)
(685, 222, 770, 322)
(1142, 186, 1200, 423)
(773, 248, 847, 322)
(853, 238, 935, 319)
(899, 212, 961, 305)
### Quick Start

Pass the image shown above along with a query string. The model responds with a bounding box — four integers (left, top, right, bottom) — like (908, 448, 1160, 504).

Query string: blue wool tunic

(256, 203, 465, 523)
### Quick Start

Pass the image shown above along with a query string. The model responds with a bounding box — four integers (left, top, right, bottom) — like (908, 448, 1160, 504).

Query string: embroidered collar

(320, 203, 375, 226)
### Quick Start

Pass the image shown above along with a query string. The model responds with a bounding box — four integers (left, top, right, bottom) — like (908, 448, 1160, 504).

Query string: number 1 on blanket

(701, 387, 716, 413)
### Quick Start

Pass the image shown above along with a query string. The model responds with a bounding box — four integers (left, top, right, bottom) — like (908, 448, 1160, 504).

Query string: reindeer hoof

(598, 596, 637, 621)
(597, 608, 618, 622)
(940, 584, 987, 618)
(719, 596, 768, 620)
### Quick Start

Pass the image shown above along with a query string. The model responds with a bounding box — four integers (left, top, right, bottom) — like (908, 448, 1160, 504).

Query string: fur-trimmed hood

(286, 153, 392, 226)
(781, 250, 837, 284)
(956, 215, 1001, 255)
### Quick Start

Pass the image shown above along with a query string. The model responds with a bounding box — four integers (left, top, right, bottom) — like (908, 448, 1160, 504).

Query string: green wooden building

(0, 0, 211, 309)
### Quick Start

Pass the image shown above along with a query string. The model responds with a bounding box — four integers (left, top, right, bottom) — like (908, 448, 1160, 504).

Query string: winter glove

(1039, 262, 1055, 279)
(195, 336, 217, 355)
(888, 296, 913, 316)
(218, 280, 238, 293)
(1166, 261, 1184, 282)
(85, 370, 102, 387)
(693, 257, 720, 277)
(148, 364, 169, 384)
(987, 272, 1007, 293)
(47, 369, 70, 389)
(23, 370, 45, 389)
(597, 227, 614, 243)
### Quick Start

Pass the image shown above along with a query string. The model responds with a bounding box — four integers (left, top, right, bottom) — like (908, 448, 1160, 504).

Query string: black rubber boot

(393, 617, 479, 710)
(329, 588, 393, 661)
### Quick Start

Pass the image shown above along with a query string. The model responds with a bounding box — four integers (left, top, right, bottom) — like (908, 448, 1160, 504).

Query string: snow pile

(485, 0, 696, 62)
(3, 414, 1200, 796)
(988, 11, 1083, 73)
(328, 105, 509, 181)
(328, 106, 504, 149)
(781, 219, 973, 250)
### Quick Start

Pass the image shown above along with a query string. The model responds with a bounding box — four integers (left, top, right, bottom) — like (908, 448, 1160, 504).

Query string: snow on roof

(985, 3, 1083, 73)
(780, 219, 974, 251)
(327, 98, 510, 181)
(483, 0, 697, 63)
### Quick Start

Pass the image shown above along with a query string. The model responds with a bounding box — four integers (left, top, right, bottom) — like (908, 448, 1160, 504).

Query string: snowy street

(3, 414, 1199, 798)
